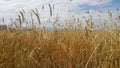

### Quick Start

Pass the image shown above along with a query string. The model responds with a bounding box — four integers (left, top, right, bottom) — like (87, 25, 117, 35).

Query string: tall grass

(0, 8, 120, 68)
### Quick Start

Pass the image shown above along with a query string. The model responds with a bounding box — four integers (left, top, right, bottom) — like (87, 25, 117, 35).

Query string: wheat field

(0, 9, 120, 68)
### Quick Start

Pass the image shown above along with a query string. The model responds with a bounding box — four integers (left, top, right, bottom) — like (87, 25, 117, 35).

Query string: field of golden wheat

(0, 8, 120, 68)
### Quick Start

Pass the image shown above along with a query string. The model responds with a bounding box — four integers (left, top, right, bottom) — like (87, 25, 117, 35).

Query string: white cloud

(0, 0, 112, 22)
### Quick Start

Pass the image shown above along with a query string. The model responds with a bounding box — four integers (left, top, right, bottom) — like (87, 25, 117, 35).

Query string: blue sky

(111, 0, 120, 8)
(0, 0, 120, 20)
(69, 0, 120, 13)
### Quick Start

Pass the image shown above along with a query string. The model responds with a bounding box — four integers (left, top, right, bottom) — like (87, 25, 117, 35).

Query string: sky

(0, 0, 120, 23)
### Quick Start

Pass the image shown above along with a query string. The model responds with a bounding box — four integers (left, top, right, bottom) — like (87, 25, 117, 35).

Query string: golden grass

(0, 8, 120, 68)
(0, 30, 120, 68)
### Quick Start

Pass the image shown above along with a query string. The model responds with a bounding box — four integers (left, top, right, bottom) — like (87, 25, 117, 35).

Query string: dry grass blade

(19, 10, 25, 22)
(2, 17, 4, 23)
(48, 3, 53, 16)
(18, 15, 22, 29)
(31, 9, 41, 24)
(85, 43, 100, 68)
(42, 5, 44, 9)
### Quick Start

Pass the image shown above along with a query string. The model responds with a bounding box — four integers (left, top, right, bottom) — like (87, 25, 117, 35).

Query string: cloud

(0, 0, 112, 21)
